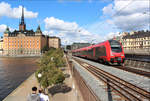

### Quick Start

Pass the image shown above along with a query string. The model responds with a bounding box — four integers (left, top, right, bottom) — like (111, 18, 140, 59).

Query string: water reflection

(0, 57, 39, 100)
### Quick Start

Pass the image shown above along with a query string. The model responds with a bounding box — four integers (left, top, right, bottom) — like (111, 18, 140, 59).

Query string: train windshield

(109, 40, 122, 53)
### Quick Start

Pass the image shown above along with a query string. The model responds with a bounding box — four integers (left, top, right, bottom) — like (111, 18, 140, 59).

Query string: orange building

(3, 7, 47, 56)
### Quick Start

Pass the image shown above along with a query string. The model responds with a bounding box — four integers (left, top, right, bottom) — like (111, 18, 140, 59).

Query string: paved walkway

(50, 64, 84, 101)
(3, 74, 40, 101)
(3, 58, 84, 101)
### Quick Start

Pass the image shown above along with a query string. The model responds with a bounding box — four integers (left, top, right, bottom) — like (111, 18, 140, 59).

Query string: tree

(42, 45, 50, 53)
(36, 48, 66, 89)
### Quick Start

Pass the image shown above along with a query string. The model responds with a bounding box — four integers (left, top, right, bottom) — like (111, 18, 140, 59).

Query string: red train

(72, 40, 125, 65)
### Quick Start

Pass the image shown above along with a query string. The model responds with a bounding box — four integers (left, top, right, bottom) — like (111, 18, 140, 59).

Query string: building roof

(35, 25, 42, 33)
(48, 36, 60, 39)
(4, 26, 10, 34)
(9, 29, 35, 37)
(122, 30, 150, 39)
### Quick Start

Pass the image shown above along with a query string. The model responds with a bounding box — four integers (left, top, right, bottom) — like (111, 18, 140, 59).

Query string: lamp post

(51, 57, 54, 61)
(38, 73, 42, 88)
(90, 39, 95, 45)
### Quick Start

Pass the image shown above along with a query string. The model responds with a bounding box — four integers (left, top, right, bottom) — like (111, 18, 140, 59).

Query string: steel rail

(88, 67, 145, 101)
(85, 67, 139, 101)
(73, 57, 150, 101)
(114, 66, 150, 78)
(125, 58, 150, 63)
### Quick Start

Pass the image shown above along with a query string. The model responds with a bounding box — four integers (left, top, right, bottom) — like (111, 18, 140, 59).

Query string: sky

(0, 0, 149, 45)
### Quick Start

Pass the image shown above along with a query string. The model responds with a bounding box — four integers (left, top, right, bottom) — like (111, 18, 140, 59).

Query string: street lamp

(51, 57, 54, 61)
(38, 73, 42, 78)
(38, 73, 42, 88)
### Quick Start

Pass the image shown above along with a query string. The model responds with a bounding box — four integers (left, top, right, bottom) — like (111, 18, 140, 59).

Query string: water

(0, 57, 39, 100)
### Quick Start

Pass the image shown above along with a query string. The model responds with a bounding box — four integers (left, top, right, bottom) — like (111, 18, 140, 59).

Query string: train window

(111, 47, 122, 52)
(88, 49, 93, 56)
(109, 40, 122, 53)
(95, 46, 106, 58)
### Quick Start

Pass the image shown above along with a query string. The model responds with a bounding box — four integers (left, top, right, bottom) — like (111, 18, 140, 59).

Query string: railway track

(125, 58, 150, 62)
(124, 59, 150, 71)
(76, 56, 150, 78)
(73, 57, 150, 101)
(114, 65, 150, 78)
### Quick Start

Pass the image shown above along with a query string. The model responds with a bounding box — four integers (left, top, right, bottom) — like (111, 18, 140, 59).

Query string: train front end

(108, 40, 125, 65)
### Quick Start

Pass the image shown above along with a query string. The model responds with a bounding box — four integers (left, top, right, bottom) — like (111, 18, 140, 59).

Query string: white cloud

(0, 24, 7, 33)
(106, 32, 120, 40)
(44, 17, 78, 31)
(0, 24, 15, 34)
(43, 30, 54, 36)
(0, 2, 38, 18)
(44, 17, 101, 45)
(102, 0, 149, 31)
(103, 4, 114, 15)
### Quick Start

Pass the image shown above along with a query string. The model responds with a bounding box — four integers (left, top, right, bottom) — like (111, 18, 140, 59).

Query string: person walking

(27, 86, 41, 101)
(39, 89, 50, 101)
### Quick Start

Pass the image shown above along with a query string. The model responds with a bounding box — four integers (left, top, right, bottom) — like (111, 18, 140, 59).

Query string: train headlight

(121, 54, 124, 56)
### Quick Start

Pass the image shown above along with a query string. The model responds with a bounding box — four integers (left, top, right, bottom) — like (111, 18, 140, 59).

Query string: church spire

(21, 6, 25, 25)
(19, 6, 26, 31)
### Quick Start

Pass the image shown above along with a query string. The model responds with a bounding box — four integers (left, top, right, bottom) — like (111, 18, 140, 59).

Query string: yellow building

(120, 30, 150, 50)
(3, 7, 47, 56)
(48, 37, 60, 49)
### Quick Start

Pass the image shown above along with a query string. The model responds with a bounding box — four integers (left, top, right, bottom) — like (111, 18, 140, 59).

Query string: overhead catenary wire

(93, 0, 135, 36)
(111, 0, 135, 17)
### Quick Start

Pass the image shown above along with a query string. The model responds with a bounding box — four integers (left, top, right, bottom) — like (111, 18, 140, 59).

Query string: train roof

(72, 40, 107, 52)
(72, 45, 93, 52)
(72, 39, 120, 52)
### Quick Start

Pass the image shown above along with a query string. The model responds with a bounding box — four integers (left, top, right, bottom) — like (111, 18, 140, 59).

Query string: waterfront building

(0, 38, 3, 55)
(48, 36, 61, 49)
(120, 30, 150, 50)
(3, 7, 47, 56)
